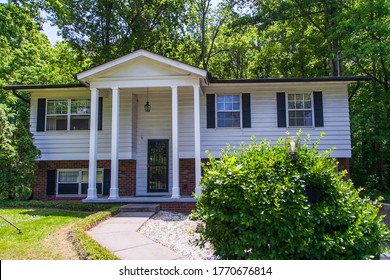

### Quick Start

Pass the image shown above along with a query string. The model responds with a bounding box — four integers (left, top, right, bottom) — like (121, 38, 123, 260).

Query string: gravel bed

(137, 211, 216, 260)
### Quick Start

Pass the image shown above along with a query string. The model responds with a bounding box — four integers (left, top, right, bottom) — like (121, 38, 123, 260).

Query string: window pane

(304, 111, 313, 126)
(71, 99, 90, 115)
(70, 116, 90, 130)
(81, 170, 103, 183)
(289, 110, 312, 127)
(47, 116, 67, 130)
(47, 100, 68, 115)
(59, 171, 79, 183)
(81, 171, 88, 182)
(81, 183, 88, 195)
(217, 112, 240, 127)
(96, 170, 103, 183)
(58, 183, 79, 195)
(288, 111, 297, 126)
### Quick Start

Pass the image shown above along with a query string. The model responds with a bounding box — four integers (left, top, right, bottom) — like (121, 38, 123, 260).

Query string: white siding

(30, 81, 352, 192)
(199, 83, 351, 159)
(30, 88, 132, 160)
(135, 90, 173, 195)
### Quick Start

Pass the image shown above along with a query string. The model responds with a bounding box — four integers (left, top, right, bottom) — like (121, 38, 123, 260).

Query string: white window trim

(215, 94, 242, 128)
(56, 168, 103, 197)
(46, 99, 91, 131)
(286, 92, 315, 128)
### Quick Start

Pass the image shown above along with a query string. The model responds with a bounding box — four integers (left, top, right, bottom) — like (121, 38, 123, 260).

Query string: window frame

(56, 169, 103, 197)
(46, 99, 91, 131)
(286, 92, 314, 128)
(216, 94, 242, 128)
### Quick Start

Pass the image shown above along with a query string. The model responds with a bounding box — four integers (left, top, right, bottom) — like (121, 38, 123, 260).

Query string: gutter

(4, 83, 87, 105)
(209, 76, 372, 84)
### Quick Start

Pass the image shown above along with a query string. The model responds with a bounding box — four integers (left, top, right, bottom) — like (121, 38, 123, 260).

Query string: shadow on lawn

(18, 209, 91, 218)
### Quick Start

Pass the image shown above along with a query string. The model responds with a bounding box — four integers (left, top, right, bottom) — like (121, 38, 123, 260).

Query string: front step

(120, 203, 160, 213)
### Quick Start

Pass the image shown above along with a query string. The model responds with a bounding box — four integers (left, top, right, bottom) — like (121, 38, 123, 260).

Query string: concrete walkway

(87, 212, 185, 260)
(88, 211, 390, 260)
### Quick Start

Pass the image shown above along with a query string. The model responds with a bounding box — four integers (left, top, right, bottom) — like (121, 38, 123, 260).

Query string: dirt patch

(44, 226, 80, 260)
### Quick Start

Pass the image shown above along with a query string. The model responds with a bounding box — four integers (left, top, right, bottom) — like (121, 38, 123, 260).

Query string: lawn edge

(69, 206, 122, 260)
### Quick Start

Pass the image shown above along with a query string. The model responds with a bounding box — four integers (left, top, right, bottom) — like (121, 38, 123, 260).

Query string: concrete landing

(87, 211, 185, 260)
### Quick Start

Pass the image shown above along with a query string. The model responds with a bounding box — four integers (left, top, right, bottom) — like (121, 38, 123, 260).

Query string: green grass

(0, 201, 122, 260)
(0, 208, 89, 259)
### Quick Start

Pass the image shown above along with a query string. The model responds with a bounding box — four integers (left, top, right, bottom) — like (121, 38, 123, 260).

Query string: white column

(193, 85, 202, 196)
(109, 87, 120, 199)
(86, 88, 99, 200)
(171, 86, 180, 198)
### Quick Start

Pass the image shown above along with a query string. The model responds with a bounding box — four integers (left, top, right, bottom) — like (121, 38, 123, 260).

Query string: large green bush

(192, 134, 390, 259)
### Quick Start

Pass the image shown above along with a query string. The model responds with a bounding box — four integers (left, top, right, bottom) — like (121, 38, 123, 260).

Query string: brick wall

(180, 159, 195, 195)
(337, 158, 350, 176)
(33, 160, 136, 200)
(160, 202, 196, 213)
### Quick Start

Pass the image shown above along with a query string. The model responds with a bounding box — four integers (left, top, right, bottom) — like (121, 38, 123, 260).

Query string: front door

(147, 140, 169, 192)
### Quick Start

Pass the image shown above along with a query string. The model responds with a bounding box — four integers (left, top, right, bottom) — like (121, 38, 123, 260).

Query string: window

(287, 93, 313, 127)
(47, 99, 90, 131)
(57, 169, 103, 197)
(217, 95, 241, 128)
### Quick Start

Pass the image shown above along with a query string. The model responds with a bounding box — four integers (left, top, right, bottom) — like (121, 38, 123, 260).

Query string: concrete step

(120, 203, 160, 213)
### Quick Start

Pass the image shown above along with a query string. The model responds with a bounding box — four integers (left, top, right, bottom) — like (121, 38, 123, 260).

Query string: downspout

(12, 89, 30, 105)
(348, 81, 361, 101)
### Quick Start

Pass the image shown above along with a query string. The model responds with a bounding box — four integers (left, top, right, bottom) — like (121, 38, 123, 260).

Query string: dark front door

(147, 139, 169, 192)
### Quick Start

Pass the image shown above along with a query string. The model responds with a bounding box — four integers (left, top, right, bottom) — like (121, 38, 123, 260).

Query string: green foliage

(192, 134, 390, 259)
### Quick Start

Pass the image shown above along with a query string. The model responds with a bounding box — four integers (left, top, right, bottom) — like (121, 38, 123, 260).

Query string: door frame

(147, 139, 169, 193)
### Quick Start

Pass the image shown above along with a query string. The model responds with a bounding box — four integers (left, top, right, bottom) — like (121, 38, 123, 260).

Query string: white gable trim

(77, 49, 207, 82)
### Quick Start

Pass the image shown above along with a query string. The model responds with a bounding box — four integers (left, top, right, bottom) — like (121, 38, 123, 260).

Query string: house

(6, 49, 370, 212)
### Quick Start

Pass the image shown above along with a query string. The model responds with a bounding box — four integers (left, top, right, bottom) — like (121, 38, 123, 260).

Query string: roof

(209, 76, 372, 84)
(4, 83, 86, 91)
(76, 49, 208, 83)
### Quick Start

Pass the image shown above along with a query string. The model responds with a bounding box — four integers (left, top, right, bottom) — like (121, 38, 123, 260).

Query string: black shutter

(276, 92, 286, 127)
(242, 93, 251, 128)
(206, 94, 215, 128)
(313, 91, 324, 127)
(37, 99, 46, 132)
(103, 169, 111, 195)
(98, 97, 103, 131)
(46, 170, 56, 196)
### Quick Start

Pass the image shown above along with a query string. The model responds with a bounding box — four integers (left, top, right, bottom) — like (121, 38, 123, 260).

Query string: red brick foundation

(33, 160, 136, 200)
(180, 159, 195, 195)
(337, 158, 350, 177)
(160, 202, 197, 213)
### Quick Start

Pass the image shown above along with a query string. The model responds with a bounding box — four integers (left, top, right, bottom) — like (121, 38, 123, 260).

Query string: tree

(0, 3, 47, 198)
(43, 0, 189, 65)
(341, 0, 390, 194)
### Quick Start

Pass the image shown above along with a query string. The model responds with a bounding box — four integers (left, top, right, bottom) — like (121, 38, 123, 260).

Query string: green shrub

(192, 134, 390, 260)
(14, 186, 32, 200)
(70, 206, 121, 260)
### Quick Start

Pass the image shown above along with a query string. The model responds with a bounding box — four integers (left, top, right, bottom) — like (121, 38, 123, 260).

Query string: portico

(76, 50, 207, 201)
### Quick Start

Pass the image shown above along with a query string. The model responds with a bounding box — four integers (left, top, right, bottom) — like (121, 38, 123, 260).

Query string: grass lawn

(0, 208, 90, 259)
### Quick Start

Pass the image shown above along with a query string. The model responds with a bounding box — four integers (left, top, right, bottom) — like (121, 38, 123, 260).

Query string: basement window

(57, 169, 103, 197)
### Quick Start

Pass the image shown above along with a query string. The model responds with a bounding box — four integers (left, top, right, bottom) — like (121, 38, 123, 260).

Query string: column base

(86, 189, 98, 200)
(108, 188, 119, 199)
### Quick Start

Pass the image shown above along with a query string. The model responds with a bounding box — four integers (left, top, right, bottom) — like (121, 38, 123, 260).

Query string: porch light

(290, 140, 296, 165)
(144, 88, 151, 112)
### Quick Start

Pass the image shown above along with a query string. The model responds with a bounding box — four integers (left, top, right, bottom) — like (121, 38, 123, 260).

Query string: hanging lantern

(144, 88, 151, 112)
